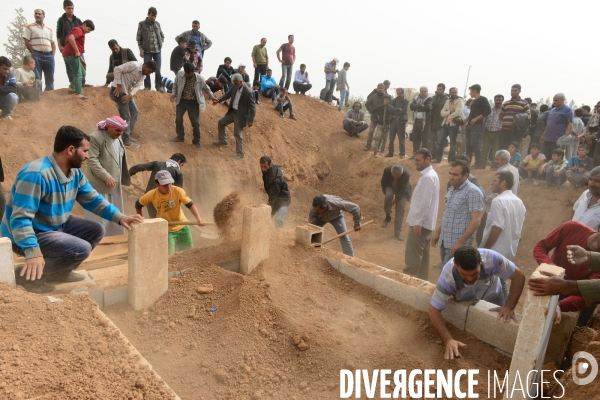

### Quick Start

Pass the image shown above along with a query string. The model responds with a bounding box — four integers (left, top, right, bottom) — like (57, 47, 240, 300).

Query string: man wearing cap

(343, 102, 369, 137)
(234, 63, 250, 88)
(136, 170, 205, 254)
(323, 58, 338, 104)
(1, 126, 144, 293)
(84, 116, 131, 236)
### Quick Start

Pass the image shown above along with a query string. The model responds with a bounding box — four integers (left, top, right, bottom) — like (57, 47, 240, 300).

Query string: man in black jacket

(105, 39, 137, 86)
(56, 1, 85, 88)
(387, 88, 409, 158)
(260, 156, 291, 227)
(410, 87, 433, 157)
(128, 153, 186, 218)
(212, 73, 256, 159)
(381, 164, 411, 241)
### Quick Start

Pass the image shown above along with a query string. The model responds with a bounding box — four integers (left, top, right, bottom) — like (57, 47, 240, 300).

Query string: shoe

(144, 88, 151, 91)
(533, 179, 540, 186)
(256, 101, 261, 105)
(399, 155, 407, 159)
(212, 141, 228, 146)
(170, 137, 184, 143)
(47, 271, 86, 283)
(543, 183, 549, 188)
(408, 156, 415, 160)
(0, 115, 13, 121)
(82, 84, 93, 88)
(234, 154, 244, 160)
(432, 159, 441, 163)
(363, 145, 371, 151)
(395, 233, 405, 241)
(290, 115, 297, 121)
(193, 143, 201, 150)
(157, 86, 166, 93)
(373, 152, 378, 157)
(384, 154, 393, 158)
(521, 178, 529, 183)
(280, 113, 284, 118)
(124, 142, 140, 148)
(381, 214, 391, 228)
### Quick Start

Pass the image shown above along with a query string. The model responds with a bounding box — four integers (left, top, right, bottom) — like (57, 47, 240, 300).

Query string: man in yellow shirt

(135, 170, 205, 254)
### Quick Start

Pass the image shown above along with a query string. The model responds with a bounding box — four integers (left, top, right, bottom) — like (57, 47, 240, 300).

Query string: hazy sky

(2, 0, 599, 107)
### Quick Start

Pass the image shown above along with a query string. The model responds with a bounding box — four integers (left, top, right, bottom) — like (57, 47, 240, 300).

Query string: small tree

(3, 8, 28, 70)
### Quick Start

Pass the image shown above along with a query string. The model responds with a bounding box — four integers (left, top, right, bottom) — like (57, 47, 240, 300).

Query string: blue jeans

(546, 167, 566, 186)
(313, 215, 354, 257)
(279, 64, 293, 90)
(324, 79, 336, 103)
(12, 215, 105, 279)
(274, 205, 289, 227)
(437, 124, 460, 162)
(440, 241, 453, 267)
(338, 88, 349, 111)
(110, 87, 139, 142)
(0, 93, 18, 117)
(143, 52, 162, 90)
(32, 51, 55, 91)
(466, 123, 484, 167)
(261, 87, 280, 101)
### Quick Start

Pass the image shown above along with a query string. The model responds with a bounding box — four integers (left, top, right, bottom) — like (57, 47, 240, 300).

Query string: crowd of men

(2, 2, 600, 367)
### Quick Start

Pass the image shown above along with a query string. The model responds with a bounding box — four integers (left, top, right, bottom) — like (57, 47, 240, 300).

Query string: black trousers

(253, 64, 267, 84)
(175, 99, 201, 144)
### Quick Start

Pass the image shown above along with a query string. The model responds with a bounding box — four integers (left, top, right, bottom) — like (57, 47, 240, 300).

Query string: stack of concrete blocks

(0, 237, 16, 289)
(128, 219, 169, 310)
(240, 205, 271, 275)
(503, 264, 565, 400)
(295, 224, 324, 247)
(323, 253, 576, 365)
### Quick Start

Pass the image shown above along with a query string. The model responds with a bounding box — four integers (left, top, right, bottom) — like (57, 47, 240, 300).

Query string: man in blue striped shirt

(429, 246, 525, 359)
(1, 126, 143, 293)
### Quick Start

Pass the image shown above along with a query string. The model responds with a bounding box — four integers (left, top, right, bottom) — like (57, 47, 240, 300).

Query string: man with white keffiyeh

(84, 116, 131, 236)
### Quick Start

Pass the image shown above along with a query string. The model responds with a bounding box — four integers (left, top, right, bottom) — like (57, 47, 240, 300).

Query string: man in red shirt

(61, 19, 94, 99)
(533, 220, 600, 325)
(276, 35, 295, 91)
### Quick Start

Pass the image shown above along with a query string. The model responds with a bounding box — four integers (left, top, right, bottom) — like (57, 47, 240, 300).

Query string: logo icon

(572, 351, 598, 386)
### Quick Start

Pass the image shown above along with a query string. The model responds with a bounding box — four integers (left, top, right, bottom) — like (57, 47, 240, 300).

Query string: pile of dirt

(0, 284, 175, 399)
(213, 190, 241, 235)
(104, 231, 511, 399)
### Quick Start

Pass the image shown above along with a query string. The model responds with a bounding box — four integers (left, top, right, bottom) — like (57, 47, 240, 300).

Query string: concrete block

(373, 274, 431, 312)
(544, 311, 578, 367)
(442, 300, 470, 331)
(240, 205, 271, 275)
(0, 237, 16, 289)
(465, 299, 520, 354)
(504, 263, 565, 400)
(53, 270, 104, 307)
(128, 219, 169, 310)
(295, 224, 324, 247)
(104, 286, 129, 307)
(324, 256, 341, 271)
(337, 259, 385, 288)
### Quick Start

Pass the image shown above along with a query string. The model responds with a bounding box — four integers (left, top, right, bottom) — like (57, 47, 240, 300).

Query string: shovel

(321, 220, 374, 245)
(168, 221, 220, 240)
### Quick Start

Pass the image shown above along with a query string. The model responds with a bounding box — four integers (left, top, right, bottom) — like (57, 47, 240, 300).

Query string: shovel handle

(321, 220, 374, 245)
(168, 221, 216, 226)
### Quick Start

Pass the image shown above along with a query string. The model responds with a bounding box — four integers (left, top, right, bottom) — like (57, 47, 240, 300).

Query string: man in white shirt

(572, 167, 600, 231)
(481, 170, 526, 260)
(110, 61, 156, 147)
(494, 149, 519, 195)
(292, 63, 312, 95)
(22, 9, 56, 91)
(404, 148, 440, 280)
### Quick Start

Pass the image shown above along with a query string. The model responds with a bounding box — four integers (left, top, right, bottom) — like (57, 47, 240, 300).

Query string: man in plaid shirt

(431, 159, 484, 265)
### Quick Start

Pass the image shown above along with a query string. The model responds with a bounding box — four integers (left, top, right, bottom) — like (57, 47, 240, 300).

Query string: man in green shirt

(529, 245, 600, 309)
(251, 38, 268, 85)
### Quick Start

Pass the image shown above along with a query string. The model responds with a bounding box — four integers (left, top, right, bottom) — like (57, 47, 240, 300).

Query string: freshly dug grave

(104, 233, 511, 399)
(0, 284, 175, 400)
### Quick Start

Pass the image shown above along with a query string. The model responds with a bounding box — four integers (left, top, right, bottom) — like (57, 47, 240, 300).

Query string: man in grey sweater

(336, 62, 350, 112)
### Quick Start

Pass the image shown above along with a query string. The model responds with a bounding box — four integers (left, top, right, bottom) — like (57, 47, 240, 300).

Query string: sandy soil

(1, 87, 598, 398)
(0, 283, 175, 399)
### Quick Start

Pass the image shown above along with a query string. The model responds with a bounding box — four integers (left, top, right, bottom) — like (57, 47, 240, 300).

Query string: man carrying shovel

(135, 170, 205, 254)
(309, 194, 362, 257)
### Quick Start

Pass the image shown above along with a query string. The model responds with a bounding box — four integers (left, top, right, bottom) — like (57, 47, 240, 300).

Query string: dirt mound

(104, 231, 511, 399)
(0, 284, 174, 399)
(213, 190, 241, 234)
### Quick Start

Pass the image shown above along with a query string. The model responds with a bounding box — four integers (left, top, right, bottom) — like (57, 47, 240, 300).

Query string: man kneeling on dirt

(309, 194, 362, 257)
(429, 246, 525, 360)
(135, 170, 205, 254)
(1, 126, 144, 293)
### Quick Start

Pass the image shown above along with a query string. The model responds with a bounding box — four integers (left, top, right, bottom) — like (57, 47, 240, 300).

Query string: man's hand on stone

(22, 257, 45, 281)
(119, 215, 144, 230)
(528, 271, 566, 296)
(489, 306, 518, 323)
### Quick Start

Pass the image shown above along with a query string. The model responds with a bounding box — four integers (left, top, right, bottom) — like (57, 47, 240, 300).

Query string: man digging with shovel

(135, 170, 205, 254)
